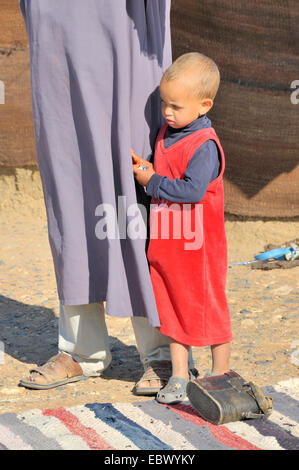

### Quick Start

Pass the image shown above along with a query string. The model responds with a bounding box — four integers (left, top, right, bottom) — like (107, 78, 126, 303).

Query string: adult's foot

(19, 352, 87, 390)
(134, 360, 172, 396)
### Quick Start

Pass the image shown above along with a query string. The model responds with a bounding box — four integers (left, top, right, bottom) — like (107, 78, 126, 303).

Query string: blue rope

(229, 246, 298, 268)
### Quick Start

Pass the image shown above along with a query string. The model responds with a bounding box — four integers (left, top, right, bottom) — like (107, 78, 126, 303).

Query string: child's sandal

(156, 376, 189, 404)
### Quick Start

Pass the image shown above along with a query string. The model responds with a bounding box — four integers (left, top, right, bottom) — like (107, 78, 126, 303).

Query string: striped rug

(0, 378, 298, 450)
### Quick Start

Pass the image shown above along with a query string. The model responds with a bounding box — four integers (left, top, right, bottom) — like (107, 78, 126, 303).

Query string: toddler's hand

(131, 148, 149, 167)
(131, 148, 155, 187)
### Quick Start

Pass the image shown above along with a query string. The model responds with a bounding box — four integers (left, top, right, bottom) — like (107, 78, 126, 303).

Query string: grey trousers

(58, 302, 194, 376)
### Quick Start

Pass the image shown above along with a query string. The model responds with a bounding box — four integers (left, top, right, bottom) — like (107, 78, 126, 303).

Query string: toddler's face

(160, 78, 205, 129)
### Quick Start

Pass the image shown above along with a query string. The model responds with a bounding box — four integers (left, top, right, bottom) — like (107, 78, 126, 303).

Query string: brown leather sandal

(19, 352, 88, 390)
(134, 360, 172, 396)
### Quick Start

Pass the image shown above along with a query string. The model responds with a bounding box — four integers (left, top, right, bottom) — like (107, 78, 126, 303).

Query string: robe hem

(60, 297, 161, 327)
(59, 295, 107, 306)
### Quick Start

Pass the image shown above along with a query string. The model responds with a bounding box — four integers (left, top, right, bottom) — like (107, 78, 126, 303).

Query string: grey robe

(19, 0, 172, 326)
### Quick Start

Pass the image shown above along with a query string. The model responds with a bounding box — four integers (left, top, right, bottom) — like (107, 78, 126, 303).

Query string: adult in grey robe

(19, 0, 187, 391)
(19, 0, 171, 324)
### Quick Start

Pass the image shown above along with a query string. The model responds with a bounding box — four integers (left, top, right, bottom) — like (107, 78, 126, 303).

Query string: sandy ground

(0, 202, 298, 414)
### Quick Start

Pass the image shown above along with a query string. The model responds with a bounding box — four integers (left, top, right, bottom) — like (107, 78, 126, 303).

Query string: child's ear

(199, 98, 214, 115)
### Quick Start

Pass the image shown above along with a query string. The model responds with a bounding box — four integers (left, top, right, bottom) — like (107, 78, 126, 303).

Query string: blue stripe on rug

(132, 401, 232, 450)
(85, 403, 172, 450)
(262, 387, 299, 422)
(245, 418, 299, 450)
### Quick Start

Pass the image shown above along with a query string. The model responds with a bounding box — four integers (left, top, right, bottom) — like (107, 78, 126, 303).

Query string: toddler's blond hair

(162, 52, 220, 100)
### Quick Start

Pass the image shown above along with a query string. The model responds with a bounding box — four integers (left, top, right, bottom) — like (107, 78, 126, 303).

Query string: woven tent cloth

(2, 1, 298, 217)
(171, 0, 299, 217)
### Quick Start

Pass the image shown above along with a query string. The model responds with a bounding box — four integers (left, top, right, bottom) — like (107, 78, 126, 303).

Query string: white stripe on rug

(113, 403, 196, 450)
(273, 378, 299, 401)
(68, 405, 139, 450)
(268, 409, 299, 438)
(0, 423, 32, 450)
(19, 409, 90, 450)
(224, 420, 284, 450)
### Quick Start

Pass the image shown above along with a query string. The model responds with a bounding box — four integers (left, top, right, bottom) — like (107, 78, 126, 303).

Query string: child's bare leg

(170, 339, 189, 379)
(211, 342, 230, 375)
(156, 339, 190, 404)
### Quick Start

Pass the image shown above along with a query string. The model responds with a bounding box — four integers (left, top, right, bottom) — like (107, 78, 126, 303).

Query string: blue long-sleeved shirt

(146, 115, 220, 203)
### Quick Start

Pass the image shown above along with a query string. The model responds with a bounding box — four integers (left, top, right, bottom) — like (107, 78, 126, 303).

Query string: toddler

(132, 52, 232, 404)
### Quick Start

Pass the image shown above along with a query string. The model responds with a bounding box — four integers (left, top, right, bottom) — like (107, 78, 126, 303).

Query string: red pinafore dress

(147, 124, 233, 347)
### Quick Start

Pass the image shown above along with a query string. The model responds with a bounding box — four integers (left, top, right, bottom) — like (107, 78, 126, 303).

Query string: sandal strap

(136, 360, 172, 385)
(29, 353, 83, 383)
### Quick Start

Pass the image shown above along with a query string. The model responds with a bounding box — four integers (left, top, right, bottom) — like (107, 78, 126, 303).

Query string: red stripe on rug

(164, 404, 261, 450)
(43, 408, 114, 450)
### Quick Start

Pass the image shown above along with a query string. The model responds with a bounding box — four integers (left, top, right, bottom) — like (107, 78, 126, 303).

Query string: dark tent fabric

(171, 0, 299, 217)
(1, 0, 299, 217)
